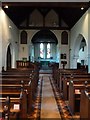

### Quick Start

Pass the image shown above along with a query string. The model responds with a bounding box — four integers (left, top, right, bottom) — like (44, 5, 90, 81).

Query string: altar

(39, 58, 56, 67)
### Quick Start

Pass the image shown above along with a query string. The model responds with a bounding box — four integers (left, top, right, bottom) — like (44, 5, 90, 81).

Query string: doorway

(6, 44, 11, 70)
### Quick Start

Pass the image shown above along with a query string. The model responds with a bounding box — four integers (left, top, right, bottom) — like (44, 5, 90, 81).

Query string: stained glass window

(47, 43, 50, 58)
(40, 43, 44, 58)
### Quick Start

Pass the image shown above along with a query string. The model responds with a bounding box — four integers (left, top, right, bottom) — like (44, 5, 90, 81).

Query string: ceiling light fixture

(9, 25, 12, 29)
(81, 7, 84, 10)
(4, 5, 8, 9)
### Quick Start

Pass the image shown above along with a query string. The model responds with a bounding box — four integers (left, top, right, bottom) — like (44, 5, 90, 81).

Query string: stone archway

(73, 34, 87, 69)
(30, 29, 58, 69)
(31, 29, 58, 44)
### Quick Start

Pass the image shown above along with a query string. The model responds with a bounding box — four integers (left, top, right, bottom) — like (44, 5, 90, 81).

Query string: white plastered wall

(70, 8, 90, 72)
(19, 29, 70, 68)
(0, 9, 19, 71)
(0, 6, 2, 72)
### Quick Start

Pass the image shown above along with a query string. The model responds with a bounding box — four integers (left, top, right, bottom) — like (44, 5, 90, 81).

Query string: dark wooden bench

(52, 68, 88, 93)
(68, 80, 90, 115)
(80, 89, 90, 119)
(1, 68, 39, 92)
(0, 85, 27, 119)
(0, 77, 37, 118)
(0, 68, 39, 119)
(59, 69, 88, 92)
(1, 77, 37, 114)
(63, 74, 90, 100)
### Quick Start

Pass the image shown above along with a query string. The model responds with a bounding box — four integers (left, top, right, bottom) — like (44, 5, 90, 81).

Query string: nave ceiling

(2, 2, 90, 30)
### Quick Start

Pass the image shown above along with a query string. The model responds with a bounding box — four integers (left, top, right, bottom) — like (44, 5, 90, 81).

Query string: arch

(30, 29, 59, 66)
(61, 31, 68, 44)
(74, 34, 87, 56)
(20, 30, 27, 44)
(6, 42, 17, 69)
(31, 29, 58, 44)
(73, 34, 87, 68)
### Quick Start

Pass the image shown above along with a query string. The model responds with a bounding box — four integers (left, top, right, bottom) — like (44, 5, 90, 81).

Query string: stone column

(11, 48, 16, 68)
(72, 55, 79, 69)
(44, 43, 47, 59)
(88, 8, 90, 73)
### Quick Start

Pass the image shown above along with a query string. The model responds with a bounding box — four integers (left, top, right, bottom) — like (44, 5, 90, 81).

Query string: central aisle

(40, 74, 61, 118)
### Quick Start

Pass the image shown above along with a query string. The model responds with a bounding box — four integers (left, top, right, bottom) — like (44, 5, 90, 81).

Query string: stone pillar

(88, 8, 90, 73)
(12, 48, 16, 68)
(72, 55, 79, 69)
(44, 43, 47, 59)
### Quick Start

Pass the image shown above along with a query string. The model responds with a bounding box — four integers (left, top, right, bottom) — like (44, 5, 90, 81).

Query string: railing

(17, 61, 30, 68)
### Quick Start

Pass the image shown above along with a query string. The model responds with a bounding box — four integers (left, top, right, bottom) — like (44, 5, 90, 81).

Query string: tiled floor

(40, 75, 61, 119)
(30, 70, 80, 119)
(39, 69, 52, 74)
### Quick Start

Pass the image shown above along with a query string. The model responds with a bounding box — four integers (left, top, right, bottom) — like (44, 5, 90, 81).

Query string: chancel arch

(30, 29, 58, 69)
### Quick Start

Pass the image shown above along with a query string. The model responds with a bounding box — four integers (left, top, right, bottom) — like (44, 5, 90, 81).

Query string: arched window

(47, 43, 50, 58)
(40, 43, 44, 58)
(61, 31, 68, 44)
(20, 31, 27, 44)
(40, 43, 51, 59)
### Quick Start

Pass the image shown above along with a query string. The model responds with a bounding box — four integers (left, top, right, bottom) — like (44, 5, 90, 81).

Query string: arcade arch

(73, 34, 87, 69)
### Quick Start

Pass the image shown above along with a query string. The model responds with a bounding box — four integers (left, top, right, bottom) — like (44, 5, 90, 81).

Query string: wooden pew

(0, 97, 20, 119)
(1, 69, 39, 90)
(63, 74, 90, 100)
(1, 68, 39, 94)
(1, 78, 35, 115)
(2, 68, 39, 81)
(68, 80, 90, 115)
(0, 67, 39, 117)
(52, 68, 88, 93)
(80, 89, 90, 119)
(1, 77, 30, 85)
(59, 69, 88, 92)
(0, 78, 37, 118)
(52, 63, 59, 81)
(0, 85, 27, 119)
(2, 75, 38, 114)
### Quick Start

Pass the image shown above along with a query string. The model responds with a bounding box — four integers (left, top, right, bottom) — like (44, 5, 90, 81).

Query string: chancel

(0, 1, 90, 119)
